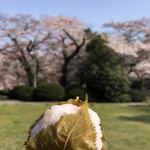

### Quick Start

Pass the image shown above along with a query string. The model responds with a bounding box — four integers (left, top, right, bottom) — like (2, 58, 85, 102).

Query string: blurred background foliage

(0, 15, 150, 103)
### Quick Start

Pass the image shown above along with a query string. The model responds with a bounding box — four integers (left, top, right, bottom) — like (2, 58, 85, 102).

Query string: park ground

(0, 101, 150, 150)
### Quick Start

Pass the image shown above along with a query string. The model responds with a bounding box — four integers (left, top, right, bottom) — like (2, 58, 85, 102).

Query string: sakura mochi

(25, 97, 107, 150)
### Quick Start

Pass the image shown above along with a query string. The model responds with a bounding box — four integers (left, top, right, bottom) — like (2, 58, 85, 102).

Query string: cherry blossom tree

(0, 14, 54, 87)
(0, 54, 26, 89)
(42, 15, 88, 87)
(103, 18, 150, 90)
(0, 14, 93, 88)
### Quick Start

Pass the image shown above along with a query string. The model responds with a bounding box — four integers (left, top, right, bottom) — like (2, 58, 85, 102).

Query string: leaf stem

(63, 114, 83, 150)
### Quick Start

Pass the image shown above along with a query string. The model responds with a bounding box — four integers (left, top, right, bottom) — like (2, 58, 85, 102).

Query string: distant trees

(0, 14, 89, 88)
(0, 55, 19, 89)
(78, 35, 131, 102)
(42, 15, 87, 87)
(103, 18, 150, 90)
(0, 14, 52, 87)
(2, 13, 150, 95)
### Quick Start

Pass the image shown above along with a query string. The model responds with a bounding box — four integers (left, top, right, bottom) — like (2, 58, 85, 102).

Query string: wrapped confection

(25, 97, 107, 150)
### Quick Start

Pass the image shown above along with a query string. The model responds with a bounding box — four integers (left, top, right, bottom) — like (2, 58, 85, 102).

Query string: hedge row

(3, 83, 146, 102)
(33, 83, 65, 101)
(7, 83, 89, 101)
(0, 89, 9, 96)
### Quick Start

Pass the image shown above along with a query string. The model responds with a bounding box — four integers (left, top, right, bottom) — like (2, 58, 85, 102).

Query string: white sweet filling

(88, 109, 103, 150)
(30, 104, 103, 150)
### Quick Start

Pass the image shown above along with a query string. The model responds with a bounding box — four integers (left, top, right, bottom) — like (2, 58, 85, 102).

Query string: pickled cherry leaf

(25, 101, 97, 150)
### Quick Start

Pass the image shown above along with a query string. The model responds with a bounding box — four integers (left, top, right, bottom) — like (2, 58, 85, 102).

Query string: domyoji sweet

(25, 97, 107, 150)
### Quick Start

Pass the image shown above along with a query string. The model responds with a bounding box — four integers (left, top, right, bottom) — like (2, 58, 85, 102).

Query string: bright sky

(0, 0, 150, 32)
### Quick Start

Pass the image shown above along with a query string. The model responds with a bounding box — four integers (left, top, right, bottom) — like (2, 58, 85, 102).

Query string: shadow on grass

(128, 105, 150, 113)
(119, 115, 150, 124)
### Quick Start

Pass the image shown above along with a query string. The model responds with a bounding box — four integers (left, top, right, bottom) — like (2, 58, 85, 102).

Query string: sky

(0, 0, 150, 32)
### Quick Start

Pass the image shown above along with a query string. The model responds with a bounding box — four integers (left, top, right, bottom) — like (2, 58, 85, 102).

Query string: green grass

(0, 103, 150, 150)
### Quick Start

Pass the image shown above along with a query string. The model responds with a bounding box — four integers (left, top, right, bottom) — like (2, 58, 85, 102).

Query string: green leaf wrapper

(25, 97, 107, 150)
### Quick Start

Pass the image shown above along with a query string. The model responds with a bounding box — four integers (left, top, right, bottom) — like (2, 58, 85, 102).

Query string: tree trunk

(60, 34, 85, 88)
(60, 60, 69, 87)
(25, 68, 33, 86)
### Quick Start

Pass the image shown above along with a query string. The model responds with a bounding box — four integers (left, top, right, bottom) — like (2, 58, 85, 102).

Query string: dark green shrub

(8, 86, 23, 99)
(67, 88, 93, 102)
(33, 83, 65, 101)
(16, 86, 34, 101)
(67, 81, 80, 90)
(77, 35, 131, 102)
(0, 89, 9, 96)
(111, 94, 132, 103)
(129, 89, 145, 102)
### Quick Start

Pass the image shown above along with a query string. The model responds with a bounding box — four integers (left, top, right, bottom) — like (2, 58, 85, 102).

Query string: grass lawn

(0, 102, 150, 150)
